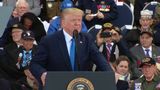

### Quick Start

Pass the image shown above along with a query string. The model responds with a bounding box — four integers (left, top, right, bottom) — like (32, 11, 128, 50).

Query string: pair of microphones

(73, 30, 79, 39)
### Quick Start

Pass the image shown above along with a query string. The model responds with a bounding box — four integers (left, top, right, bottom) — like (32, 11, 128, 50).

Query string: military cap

(139, 57, 156, 67)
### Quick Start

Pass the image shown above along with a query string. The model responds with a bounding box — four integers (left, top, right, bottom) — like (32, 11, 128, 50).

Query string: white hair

(15, 0, 29, 8)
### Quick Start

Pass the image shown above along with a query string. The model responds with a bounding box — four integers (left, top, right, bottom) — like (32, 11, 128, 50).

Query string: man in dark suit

(30, 8, 112, 89)
(96, 23, 132, 70)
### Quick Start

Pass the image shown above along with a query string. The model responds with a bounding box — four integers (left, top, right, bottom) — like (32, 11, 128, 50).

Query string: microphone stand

(73, 30, 80, 71)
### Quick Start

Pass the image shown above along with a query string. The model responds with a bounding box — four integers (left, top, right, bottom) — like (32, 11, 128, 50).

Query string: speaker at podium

(44, 71, 116, 90)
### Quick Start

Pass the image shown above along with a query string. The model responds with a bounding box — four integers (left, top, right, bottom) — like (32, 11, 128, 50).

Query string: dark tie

(70, 38, 75, 71)
(145, 49, 150, 57)
(106, 44, 112, 62)
(107, 44, 112, 52)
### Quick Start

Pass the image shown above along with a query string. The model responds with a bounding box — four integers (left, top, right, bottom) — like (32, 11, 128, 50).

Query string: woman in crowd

(114, 55, 131, 90)
(20, 12, 46, 44)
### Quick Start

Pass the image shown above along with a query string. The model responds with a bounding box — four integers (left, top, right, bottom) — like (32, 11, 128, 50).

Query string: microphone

(72, 30, 80, 71)
(73, 30, 79, 39)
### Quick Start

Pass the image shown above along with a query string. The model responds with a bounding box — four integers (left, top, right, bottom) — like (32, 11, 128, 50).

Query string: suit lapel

(152, 45, 160, 58)
(139, 46, 146, 57)
(58, 30, 72, 70)
(74, 34, 84, 70)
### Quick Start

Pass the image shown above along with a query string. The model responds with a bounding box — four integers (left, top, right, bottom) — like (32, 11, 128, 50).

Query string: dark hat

(140, 31, 153, 37)
(139, 57, 156, 68)
(22, 30, 35, 40)
(103, 23, 114, 30)
(11, 24, 27, 31)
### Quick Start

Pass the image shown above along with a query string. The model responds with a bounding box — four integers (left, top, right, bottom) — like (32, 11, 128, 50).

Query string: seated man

(18, 30, 38, 89)
(131, 57, 160, 90)
(130, 31, 160, 79)
(125, 9, 154, 48)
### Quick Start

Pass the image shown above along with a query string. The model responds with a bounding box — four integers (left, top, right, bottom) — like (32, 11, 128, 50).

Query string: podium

(44, 71, 116, 90)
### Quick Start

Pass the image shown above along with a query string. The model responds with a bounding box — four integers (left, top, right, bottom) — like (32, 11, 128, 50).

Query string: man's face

(61, 14, 82, 36)
(16, 3, 29, 16)
(22, 39, 34, 50)
(140, 34, 153, 48)
(12, 29, 23, 42)
(142, 65, 156, 80)
(24, 18, 33, 29)
(139, 18, 153, 30)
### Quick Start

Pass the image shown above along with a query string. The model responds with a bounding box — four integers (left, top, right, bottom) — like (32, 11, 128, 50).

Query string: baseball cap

(21, 30, 35, 40)
(103, 23, 114, 30)
(139, 57, 156, 68)
(140, 31, 153, 37)
(11, 23, 27, 31)
(140, 9, 153, 19)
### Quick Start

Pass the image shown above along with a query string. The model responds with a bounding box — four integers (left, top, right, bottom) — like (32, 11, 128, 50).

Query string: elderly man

(0, 24, 34, 90)
(125, 9, 154, 48)
(131, 57, 160, 90)
(0, 0, 30, 47)
(130, 31, 160, 79)
(3, 0, 41, 16)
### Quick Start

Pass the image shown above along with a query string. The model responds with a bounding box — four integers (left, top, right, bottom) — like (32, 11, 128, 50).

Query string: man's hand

(110, 29, 121, 42)
(85, 14, 94, 21)
(96, 30, 106, 46)
(41, 72, 47, 86)
(97, 11, 104, 19)
(24, 69, 35, 80)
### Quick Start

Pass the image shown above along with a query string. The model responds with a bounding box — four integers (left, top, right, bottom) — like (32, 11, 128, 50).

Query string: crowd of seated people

(0, 0, 160, 90)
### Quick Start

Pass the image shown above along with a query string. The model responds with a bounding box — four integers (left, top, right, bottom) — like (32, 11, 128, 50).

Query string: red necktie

(106, 44, 112, 62)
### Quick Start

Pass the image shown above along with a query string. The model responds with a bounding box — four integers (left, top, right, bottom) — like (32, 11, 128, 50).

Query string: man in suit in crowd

(130, 31, 160, 79)
(96, 23, 132, 70)
(30, 8, 113, 90)
(3, 0, 41, 16)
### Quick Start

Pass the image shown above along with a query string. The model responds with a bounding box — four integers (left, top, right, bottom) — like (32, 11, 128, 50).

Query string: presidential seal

(67, 77, 94, 90)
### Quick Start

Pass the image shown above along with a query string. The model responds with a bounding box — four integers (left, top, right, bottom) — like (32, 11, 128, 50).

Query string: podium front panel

(44, 71, 116, 90)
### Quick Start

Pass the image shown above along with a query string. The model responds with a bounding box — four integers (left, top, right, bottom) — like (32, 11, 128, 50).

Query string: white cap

(140, 9, 153, 19)
(95, 24, 102, 29)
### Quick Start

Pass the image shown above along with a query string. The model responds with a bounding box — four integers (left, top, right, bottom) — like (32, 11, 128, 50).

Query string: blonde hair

(61, 8, 84, 19)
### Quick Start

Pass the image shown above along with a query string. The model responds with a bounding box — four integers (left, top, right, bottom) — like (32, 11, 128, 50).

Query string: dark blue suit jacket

(30, 30, 112, 87)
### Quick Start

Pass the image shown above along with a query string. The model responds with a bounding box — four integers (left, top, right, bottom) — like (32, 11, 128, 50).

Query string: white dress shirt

(63, 30, 73, 56)
(142, 46, 152, 57)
